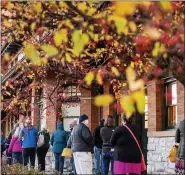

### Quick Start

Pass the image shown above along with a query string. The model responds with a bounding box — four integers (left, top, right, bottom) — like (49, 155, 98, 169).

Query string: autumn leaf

(129, 22, 137, 32)
(31, 23, 36, 31)
(33, 2, 43, 13)
(84, 72, 94, 86)
(65, 53, 72, 63)
(108, 16, 128, 34)
(160, 2, 172, 11)
(7, 2, 14, 10)
(131, 90, 145, 114)
(111, 66, 120, 77)
(27, 74, 34, 79)
(40, 44, 58, 57)
(3, 53, 10, 61)
(54, 29, 68, 46)
(24, 43, 41, 66)
(115, 2, 137, 16)
(94, 94, 114, 106)
(72, 30, 89, 56)
(96, 73, 103, 85)
(77, 2, 87, 12)
(120, 95, 135, 118)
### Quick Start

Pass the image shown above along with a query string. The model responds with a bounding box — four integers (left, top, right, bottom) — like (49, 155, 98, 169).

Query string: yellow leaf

(111, 66, 120, 77)
(115, 2, 137, 16)
(3, 20, 12, 28)
(72, 30, 89, 56)
(25, 43, 41, 66)
(27, 74, 34, 79)
(131, 90, 145, 114)
(96, 73, 103, 85)
(7, 2, 14, 10)
(40, 45, 58, 57)
(59, 2, 68, 8)
(77, 3, 87, 12)
(94, 94, 114, 106)
(87, 7, 96, 16)
(120, 95, 135, 118)
(130, 61, 135, 68)
(31, 23, 36, 31)
(108, 16, 127, 34)
(129, 22, 137, 32)
(54, 29, 68, 46)
(84, 72, 94, 86)
(65, 53, 72, 63)
(41, 58, 48, 65)
(33, 2, 43, 13)
(3, 53, 10, 61)
(160, 2, 172, 11)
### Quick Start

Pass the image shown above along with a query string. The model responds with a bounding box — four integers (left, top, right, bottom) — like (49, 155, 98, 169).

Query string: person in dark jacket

(175, 119, 185, 175)
(100, 115, 115, 175)
(5, 133, 13, 166)
(1, 132, 5, 158)
(50, 122, 67, 174)
(19, 117, 38, 168)
(93, 119, 105, 175)
(111, 115, 142, 175)
(37, 128, 50, 171)
(72, 114, 93, 174)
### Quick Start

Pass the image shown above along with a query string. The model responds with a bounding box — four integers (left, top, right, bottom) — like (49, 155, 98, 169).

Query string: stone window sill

(147, 131, 176, 137)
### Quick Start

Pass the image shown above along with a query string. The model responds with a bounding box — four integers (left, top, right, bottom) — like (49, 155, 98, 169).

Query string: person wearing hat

(71, 114, 93, 174)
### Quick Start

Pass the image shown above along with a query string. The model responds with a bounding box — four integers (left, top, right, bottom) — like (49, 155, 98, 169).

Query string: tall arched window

(62, 85, 81, 131)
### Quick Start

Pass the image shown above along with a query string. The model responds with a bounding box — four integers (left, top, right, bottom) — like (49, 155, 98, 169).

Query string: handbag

(168, 145, 178, 163)
(123, 125, 147, 172)
(37, 133, 45, 147)
(62, 148, 72, 158)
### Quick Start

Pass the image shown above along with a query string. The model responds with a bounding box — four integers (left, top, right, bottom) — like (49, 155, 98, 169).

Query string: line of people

(1, 114, 144, 175)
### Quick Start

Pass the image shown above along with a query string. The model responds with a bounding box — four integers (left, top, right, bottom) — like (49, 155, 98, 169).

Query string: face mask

(84, 120, 89, 125)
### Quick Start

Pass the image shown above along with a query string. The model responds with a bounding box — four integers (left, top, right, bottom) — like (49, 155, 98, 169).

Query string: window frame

(162, 78, 177, 130)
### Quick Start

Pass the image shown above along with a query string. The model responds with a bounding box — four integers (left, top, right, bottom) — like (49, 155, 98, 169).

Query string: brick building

(1, 34, 184, 175)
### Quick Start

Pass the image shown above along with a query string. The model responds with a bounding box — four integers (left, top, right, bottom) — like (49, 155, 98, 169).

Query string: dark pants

(23, 148, 36, 168)
(37, 147, 49, 171)
(7, 157, 12, 165)
(102, 151, 114, 175)
(54, 153, 65, 174)
(12, 152, 23, 164)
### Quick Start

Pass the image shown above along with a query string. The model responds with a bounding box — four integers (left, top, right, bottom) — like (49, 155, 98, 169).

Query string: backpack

(37, 133, 45, 147)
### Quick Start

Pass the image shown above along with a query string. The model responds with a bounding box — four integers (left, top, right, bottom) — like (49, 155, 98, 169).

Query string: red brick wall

(177, 81, 184, 122)
(147, 80, 162, 132)
(80, 87, 99, 132)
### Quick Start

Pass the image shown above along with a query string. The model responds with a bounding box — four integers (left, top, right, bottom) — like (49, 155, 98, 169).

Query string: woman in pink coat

(8, 127, 22, 164)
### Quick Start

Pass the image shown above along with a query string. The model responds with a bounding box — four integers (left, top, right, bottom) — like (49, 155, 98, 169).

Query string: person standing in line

(8, 127, 22, 164)
(5, 133, 13, 166)
(72, 114, 94, 174)
(67, 120, 77, 175)
(175, 119, 184, 175)
(111, 115, 142, 175)
(19, 117, 38, 168)
(93, 119, 105, 175)
(100, 115, 115, 175)
(50, 122, 67, 175)
(1, 132, 5, 159)
(37, 128, 50, 171)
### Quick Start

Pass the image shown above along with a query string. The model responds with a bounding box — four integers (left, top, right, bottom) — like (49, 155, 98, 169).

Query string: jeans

(94, 146, 102, 174)
(102, 151, 114, 175)
(54, 153, 65, 174)
(12, 152, 23, 164)
(23, 148, 36, 168)
(70, 155, 76, 175)
(37, 147, 49, 171)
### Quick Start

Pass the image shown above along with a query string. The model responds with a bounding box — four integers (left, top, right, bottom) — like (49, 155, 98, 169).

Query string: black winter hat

(79, 114, 88, 123)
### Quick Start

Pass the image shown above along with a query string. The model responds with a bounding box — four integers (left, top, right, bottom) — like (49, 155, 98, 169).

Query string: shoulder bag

(123, 124, 147, 172)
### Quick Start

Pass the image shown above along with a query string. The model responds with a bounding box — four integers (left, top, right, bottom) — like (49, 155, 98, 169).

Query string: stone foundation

(147, 137, 176, 174)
